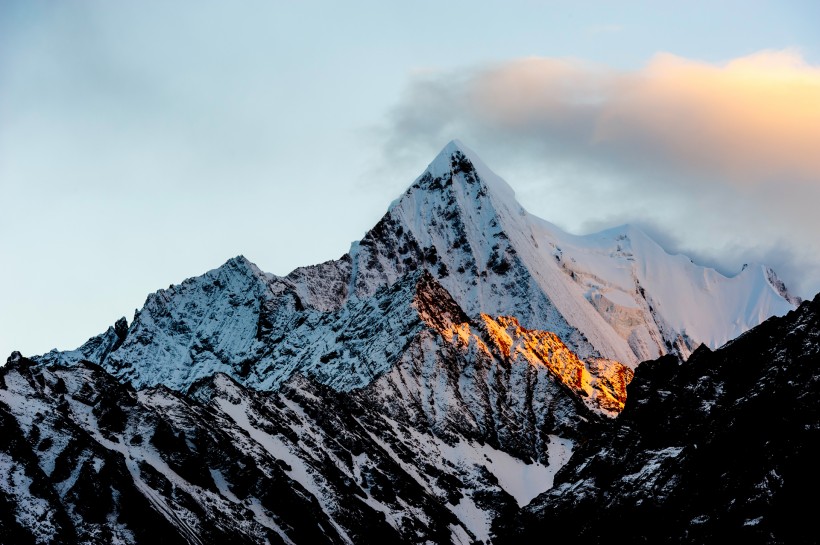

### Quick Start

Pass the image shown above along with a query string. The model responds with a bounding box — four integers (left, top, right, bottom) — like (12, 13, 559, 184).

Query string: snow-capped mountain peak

(32, 141, 797, 388)
(370, 144, 793, 365)
(415, 139, 519, 200)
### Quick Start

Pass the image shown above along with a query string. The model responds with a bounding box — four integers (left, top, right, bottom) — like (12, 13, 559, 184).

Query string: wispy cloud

(380, 50, 820, 298)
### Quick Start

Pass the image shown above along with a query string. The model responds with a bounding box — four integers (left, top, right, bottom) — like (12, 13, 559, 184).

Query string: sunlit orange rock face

(479, 315, 633, 416)
(412, 271, 632, 416)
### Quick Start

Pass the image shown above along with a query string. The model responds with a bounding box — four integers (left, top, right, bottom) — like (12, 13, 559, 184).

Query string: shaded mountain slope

(499, 294, 820, 544)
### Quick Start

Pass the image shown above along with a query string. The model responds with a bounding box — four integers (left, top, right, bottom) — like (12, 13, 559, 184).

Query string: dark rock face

(498, 294, 820, 545)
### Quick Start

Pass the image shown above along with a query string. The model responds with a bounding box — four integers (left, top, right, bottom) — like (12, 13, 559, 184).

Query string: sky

(2, 0, 819, 360)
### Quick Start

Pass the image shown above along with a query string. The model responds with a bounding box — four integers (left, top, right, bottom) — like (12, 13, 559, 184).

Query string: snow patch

(441, 437, 573, 507)
(215, 396, 353, 544)
(450, 493, 491, 543)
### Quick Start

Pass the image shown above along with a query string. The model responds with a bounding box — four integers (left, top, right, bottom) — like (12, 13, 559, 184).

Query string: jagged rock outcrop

(0, 352, 583, 544)
(498, 294, 820, 544)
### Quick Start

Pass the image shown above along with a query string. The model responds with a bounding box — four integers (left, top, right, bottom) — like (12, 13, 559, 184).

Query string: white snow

(529, 221, 796, 363)
(209, 469, 240, 504)
(436, 436, 573, 507)
(214, 395, 354, 545)
(450, 493, 492, 543)
(33, 141, 797, 393)
(55, 453, 91, 498)
(105, 493, 137, 545)
(247, 497, 296, 545)
(601, 288, 642, 309)
(377, 413, 573, 506)
(354, 413, 573, 540)
(449, 523, 474, 545)
(215, 397, 322, 499)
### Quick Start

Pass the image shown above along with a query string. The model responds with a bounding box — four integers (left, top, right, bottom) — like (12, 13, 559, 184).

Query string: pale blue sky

(2, 1, 819, 359)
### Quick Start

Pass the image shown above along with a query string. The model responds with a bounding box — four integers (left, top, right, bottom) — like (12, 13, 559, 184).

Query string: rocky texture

(5, 292, 818, 544)
(499, 294, 820, 544)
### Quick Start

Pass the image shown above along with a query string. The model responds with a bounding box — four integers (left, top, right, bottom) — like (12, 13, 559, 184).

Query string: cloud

(389, 50, 820, 184)
(381, 50, 820, 298)
(595, 50, 820, 184)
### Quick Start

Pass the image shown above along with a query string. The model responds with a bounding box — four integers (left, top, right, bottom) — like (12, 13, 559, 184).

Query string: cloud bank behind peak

(379, 50, 820, 299)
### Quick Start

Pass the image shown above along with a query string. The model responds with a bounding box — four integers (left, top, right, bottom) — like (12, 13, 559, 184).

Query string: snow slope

(527, 220, 798, 362)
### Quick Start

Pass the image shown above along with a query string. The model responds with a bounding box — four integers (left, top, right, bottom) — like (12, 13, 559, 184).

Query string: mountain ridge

(0, 140, 811, 545)
(30, 140, 797, 390)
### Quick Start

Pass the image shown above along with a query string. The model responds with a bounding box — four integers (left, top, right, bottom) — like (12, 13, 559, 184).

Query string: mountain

(1, 141, 804, 544)
(4, 295, 816, 545)
(3, 270, 630, 543)
(35, 141, 796, 393)
(498, 293, 820, 544)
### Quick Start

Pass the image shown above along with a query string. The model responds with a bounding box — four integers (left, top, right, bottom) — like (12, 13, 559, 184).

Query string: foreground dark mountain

(499, 293, 820, 544)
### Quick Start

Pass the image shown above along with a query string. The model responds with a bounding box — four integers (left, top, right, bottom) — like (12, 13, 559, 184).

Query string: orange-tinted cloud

(594, 50, 820, 184)
(391, 50, 820, 185)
